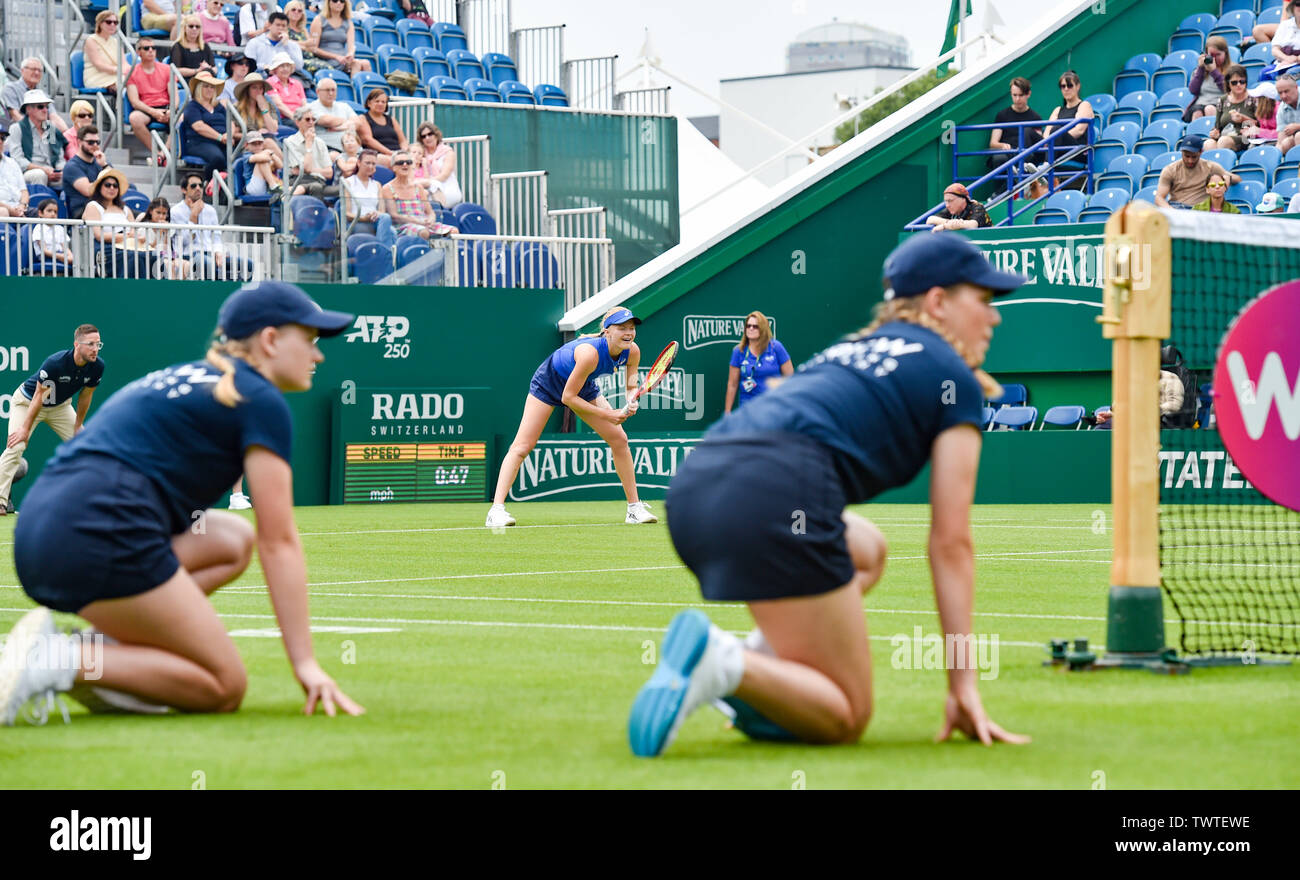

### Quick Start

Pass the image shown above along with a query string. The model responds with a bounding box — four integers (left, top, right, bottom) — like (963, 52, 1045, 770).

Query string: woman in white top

(1273, 2, 1300, 72)
(83, 10, 131, 93)
(412, 122, 462, 208)
(344, 148, 383, 234)
(81, 168, 149, 278)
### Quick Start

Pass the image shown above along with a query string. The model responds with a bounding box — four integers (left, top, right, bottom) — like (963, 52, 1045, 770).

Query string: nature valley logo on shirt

(682, 315, 776, 351)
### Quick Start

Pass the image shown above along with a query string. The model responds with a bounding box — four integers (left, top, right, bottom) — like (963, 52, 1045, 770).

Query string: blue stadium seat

(394, 235, 444, 285)
(533, 83, 569, 107)
(1114, 53, 1162, 99)
(498, 81, 535, 105)
(1273, 177, 1300, 201)
(351, 240, 394, 284)
(475, 240, 515, 287)
(1209, 10, 1255, 46)
(355, 0, 401, 19)
(1141, 151, 1180, 188)
(429, 74, 468, 101)
(1092, 121, 1141, 171)
(1218, 0, 1254, 12)
(1078, 188, 1129, 222)
(1202, 147, 1238, 171)
(1274, 144, 1300, 183)
(1133, 184, 1159, 204)
(372, 165, 395, 185)
(462, 77, 501, 102)
(378, 44, 417, 76)
(451, 202, 496, 234)
(414, 46, 451, 82)
(397, 18, 434, 51)
(1185, 115, 1216, 140)
(121, 189, 150, 216)
(1152, 50, 1200, 95)
(20, 224, 73, 276)
(1227, 179, 1266, 212)
(989, 384, 1028, 408)
(1135, 119, 1184, 163)
(131, 0, 170, 38)
(1168, 12, 1217, 53)
(481, 53, 520, 86)
(1243, 42, 1274, 87)
(446, 49, 486, 84)
(1039, 405, 1087, 429)
(1086, 93, 1117, 127)
(1097, 154, 1147, 196)
(231, 155, 271, 205)
(980, 406, 995, 430)
(1235, 145, 1283, 187)
(353, 71, 391, 100)
(291, 195, 337, 248)
(316, 69, 357, 103)
(515, 242, 558, 288)
(359, 16, 400, 51)
(432, 22, 468, 54)
(991, 406, 1038, 430)
(1110, 90, 1156, 128)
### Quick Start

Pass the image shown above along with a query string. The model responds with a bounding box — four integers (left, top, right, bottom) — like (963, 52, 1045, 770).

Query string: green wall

(1, 279, 563, 507)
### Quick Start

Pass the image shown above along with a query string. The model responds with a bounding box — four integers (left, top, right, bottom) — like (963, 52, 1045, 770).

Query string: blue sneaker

(628, 609, 728, 757)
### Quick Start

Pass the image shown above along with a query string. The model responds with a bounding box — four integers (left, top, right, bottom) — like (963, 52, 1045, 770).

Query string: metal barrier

(444, 134, 491, 210)
(563, 56, 617, 111)
(1, 215, 277, 280)
(510, 24, 564, 89)
(616, 87, 670, 115)
(432, 231, 614, 308)
(457, 0, 511, 57)
(549, 206, 606, 241)
(150, 64, 190, 196)
(490, 169, 547, 236)
(2, 0, 81, 101)
(425, 0, 458, 22)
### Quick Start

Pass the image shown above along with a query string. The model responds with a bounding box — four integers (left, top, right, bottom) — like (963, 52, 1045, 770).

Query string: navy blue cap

(1177, 134, 1203, 153)
(883, 234, 1028, 300)
(602, 307, 641, 328)
(218, 281, 354, 340)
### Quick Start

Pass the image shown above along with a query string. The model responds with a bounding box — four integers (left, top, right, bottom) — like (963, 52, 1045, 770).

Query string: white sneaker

(229, 493, 252, 510)
(0, 608, 77, 726)
(625, 501, 658, 524)
(485, 504, 516, 528)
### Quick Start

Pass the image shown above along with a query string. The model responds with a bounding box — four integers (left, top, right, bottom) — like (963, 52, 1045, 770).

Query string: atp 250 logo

(345, 315, 411, 359)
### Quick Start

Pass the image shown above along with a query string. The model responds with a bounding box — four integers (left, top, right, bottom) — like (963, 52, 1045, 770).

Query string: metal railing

(434, 231, 614, 308)
(0, 214, 276, 280)
(563, 55, 617, 111)
(490, 169, 547, 236)
(425, 0, 458, 22)
(510, 24, 564, 89)
(150, 64, 190, 195)
(3, 0, 81, 100)
(549, 206, 606, 241)
(457, 0, 511, 56)
(615, 87, 670, 115)
(444, 134, 491, 210)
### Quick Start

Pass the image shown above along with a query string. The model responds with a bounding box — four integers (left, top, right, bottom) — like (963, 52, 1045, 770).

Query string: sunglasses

(393, 159, 413, 166)
(75, 112, 93, 118)
(186, 24, 201, 28)
(1059, 82, 1076, 89)
(101, 180, 120, 188)
(1229, 79, 1247, 85)
(103, 19, 118, 24)
(187, 182, 204, 189)
(1207, 182, 1227, 188)
(746, 323, 760, 329)
(83, 139, 101, 146)
(139, 45, 156, 51)
(421, 132, 437, 138)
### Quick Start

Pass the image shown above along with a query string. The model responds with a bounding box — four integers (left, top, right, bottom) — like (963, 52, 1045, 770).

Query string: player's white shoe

(229, 493, 252, 510)
(485, 504, 516, 528)
(0, 608, 77, 726)
(625, 501, 658, 524)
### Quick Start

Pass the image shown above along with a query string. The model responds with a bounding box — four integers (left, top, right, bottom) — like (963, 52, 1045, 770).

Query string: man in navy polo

(0, 324, 105, 515)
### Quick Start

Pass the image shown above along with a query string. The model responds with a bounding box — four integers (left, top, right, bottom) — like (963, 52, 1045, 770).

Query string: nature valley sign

(508, 434, 699, 501)
(683, 315, 776, 351)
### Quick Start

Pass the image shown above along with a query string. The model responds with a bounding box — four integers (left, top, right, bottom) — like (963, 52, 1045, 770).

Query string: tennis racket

(623, 341, 678, 414)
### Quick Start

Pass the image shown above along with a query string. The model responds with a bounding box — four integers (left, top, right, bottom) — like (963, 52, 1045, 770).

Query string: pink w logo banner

(1214, 280, 1300, 511)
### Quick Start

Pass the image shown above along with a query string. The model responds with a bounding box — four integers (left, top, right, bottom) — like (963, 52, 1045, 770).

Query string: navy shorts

(528, 363, 601, 409)
(14, 454, 181, 614)
(665, 432, 855, 602)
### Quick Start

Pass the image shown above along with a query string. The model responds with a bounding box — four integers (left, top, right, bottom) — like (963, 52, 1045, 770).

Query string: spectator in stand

(926, 183, 991, 231)
(245, 13, 304, 73)
(32, 199, 73, 271)
(285, 1, 327, 75)
(83, 11, 132, 94)
(126, 38, 174, 159)
(183, 71, 231, 176)
(284, 105, 338, 197)
(1191, 172, 1240, 213)
(1044, 70, 1094, 189)
(1186, 37, 1230, 121)
(1276, 75, 1300, 153)
(239, 0, 279, 44)
(1253, 3, 1285, 48)
(235, 74, 289, 145)
(343, 148, 382, 233)
(171, 171, 245, 278)
(62, 101, 96, 160)
(1272, 2, 1300, 75)
(397, 0, 434, 23)
(1206, 66, 1256, 153)
(83, 168, 149, 278)
(238, 130, 284, 196)
(3, 58, 69, 130)
(335, 130, 361, 177)
(1156, 135, 1241, 208)
(308, 0, 371, 74)
(356, 88, 407, 168)
(139, 197, 192, 279)
(63, 124, 107, 219)
(200, 0, 237, 49)
(140, 0, 179, 37)
(11, 90, 66, 186)
(382, 149, 450, 239)
(1256, 192, 1287, 213)
(266, 53, 308, 121)
(221, 54, 253, 104)
(171, 15, 218, 80)
(412, 122, 462, 207)
(305, 77, 358, 152)
(0, 123, 30, 218)
(1242, 82, 1278, 144)
(987, 77, 1042, 182)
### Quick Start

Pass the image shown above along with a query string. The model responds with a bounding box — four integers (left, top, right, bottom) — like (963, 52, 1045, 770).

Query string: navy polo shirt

(62, 155, 104, 219)
(709, 321, 984, 503)
(20, 349, 105, 406)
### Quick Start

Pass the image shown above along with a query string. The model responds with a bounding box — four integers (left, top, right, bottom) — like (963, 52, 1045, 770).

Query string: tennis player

(486, 307, 657, 528)
(628, 234, 1032, 755)
(0, 281, 365, 724)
